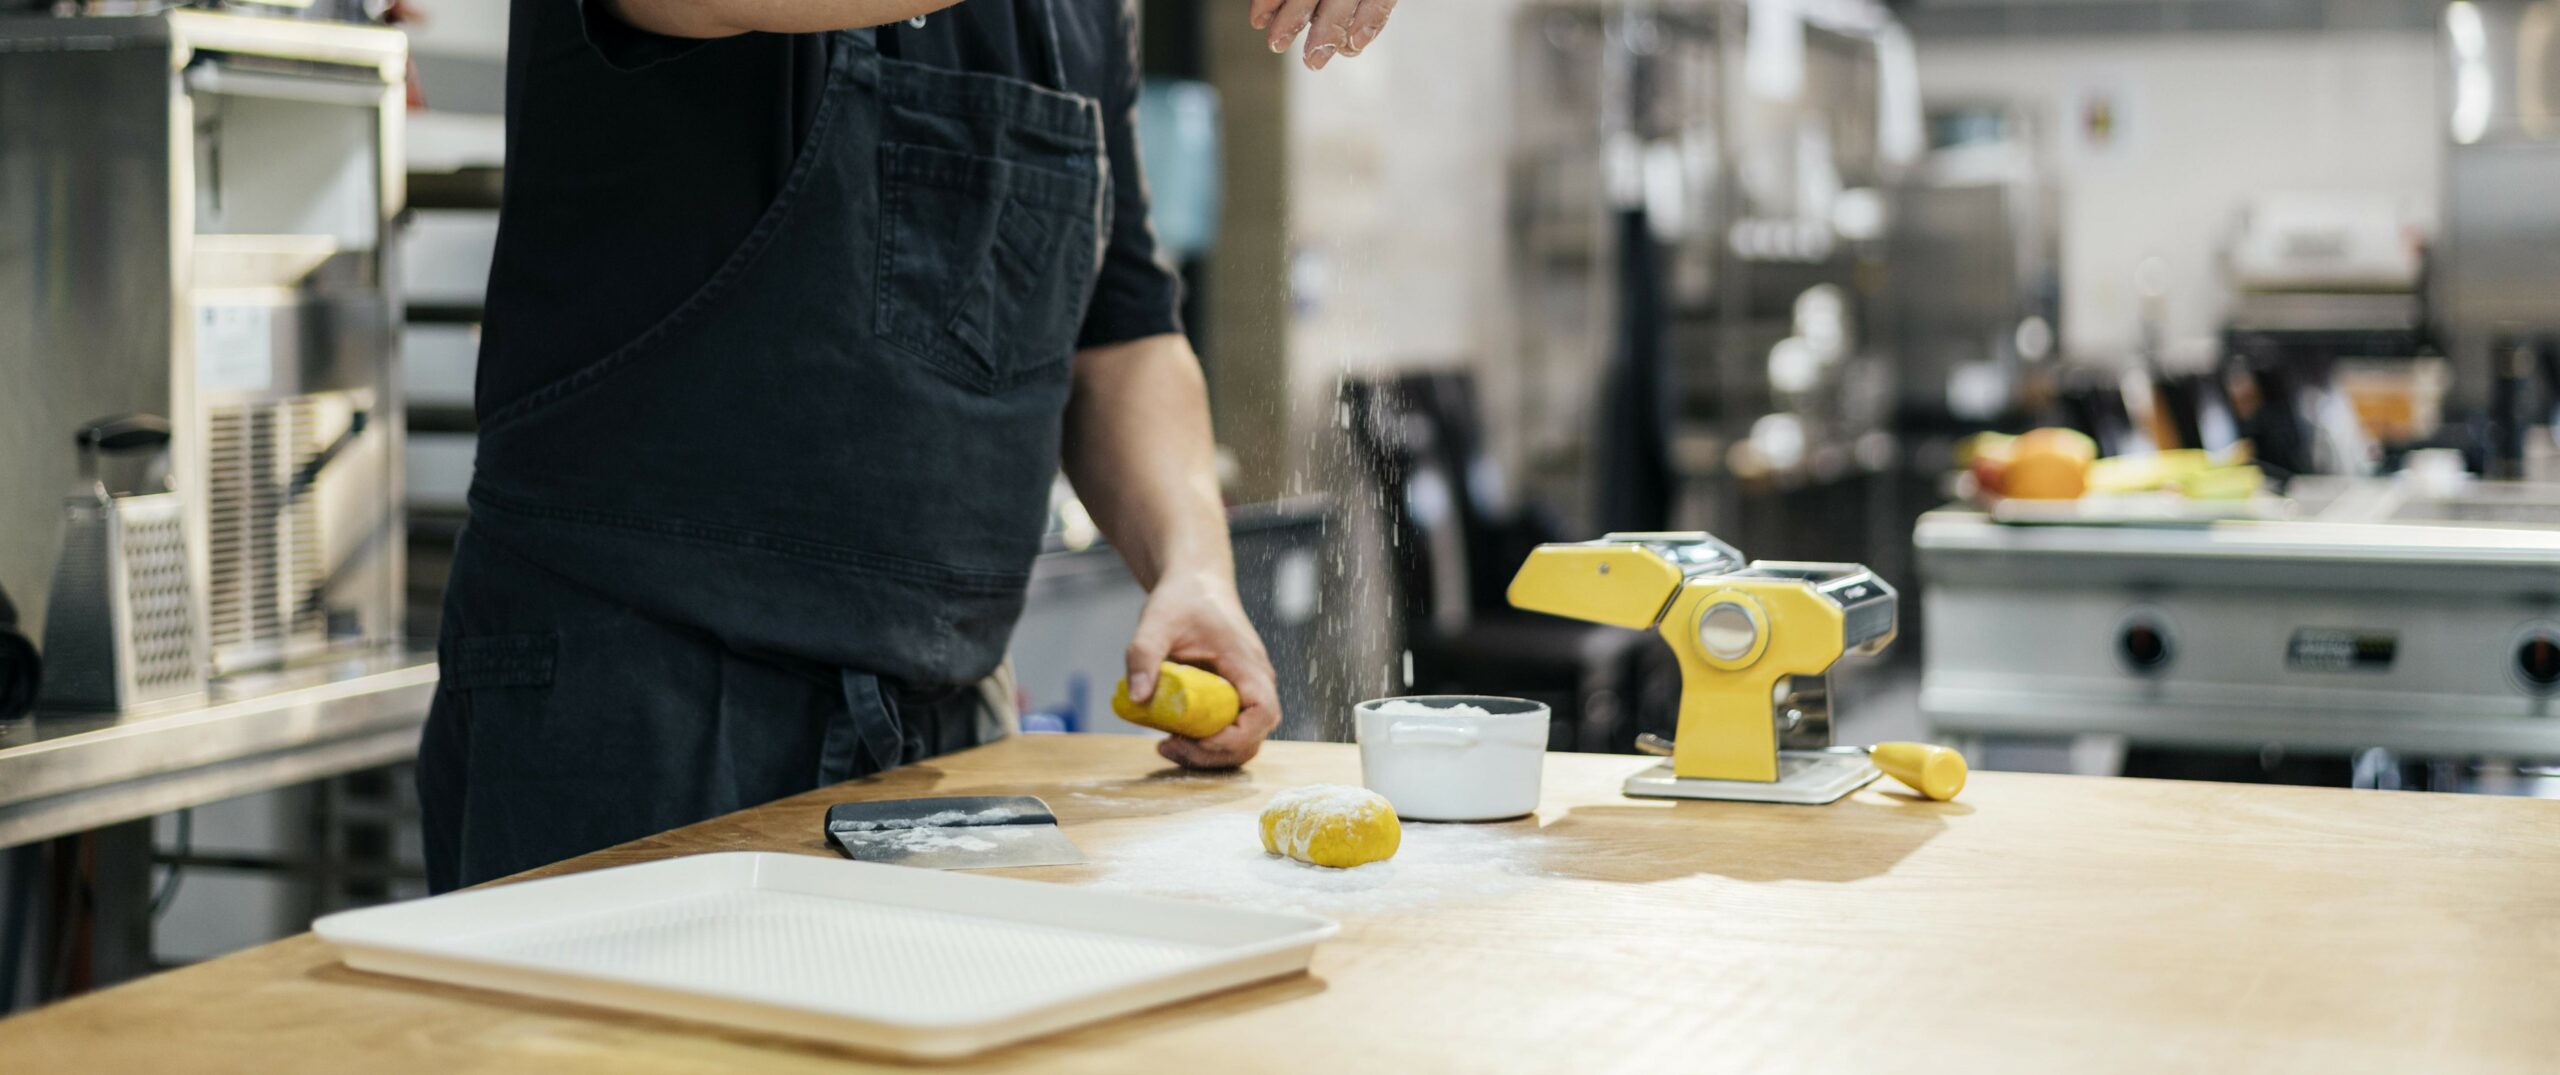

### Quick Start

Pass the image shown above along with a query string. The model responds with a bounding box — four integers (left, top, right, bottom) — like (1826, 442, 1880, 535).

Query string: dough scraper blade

(823, 795, 1087, 870)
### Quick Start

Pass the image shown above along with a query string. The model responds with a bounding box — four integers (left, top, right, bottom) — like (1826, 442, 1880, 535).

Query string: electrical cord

(150, 809, 194, 920)
(0, 843, 37, 1013)
(43, 834, 87, 1003)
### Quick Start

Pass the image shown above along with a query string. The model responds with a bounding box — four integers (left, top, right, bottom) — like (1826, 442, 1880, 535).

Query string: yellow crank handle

(1869, 741, 1968, 802)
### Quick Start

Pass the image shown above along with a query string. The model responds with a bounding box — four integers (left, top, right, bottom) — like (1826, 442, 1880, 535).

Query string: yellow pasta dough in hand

(1259, 785, 1401, 868)
(1112, 663, 1240, 738)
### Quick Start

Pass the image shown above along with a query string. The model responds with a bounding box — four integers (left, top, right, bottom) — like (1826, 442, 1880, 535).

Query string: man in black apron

(420, 0, 1400, 891)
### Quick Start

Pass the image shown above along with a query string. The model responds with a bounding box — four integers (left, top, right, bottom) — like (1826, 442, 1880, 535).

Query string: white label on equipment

(196, 304, 273, 393)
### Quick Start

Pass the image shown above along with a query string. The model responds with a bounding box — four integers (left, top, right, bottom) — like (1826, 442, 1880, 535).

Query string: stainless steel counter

(0, 651, 436, 848)
(1916, 480, 2560, 761)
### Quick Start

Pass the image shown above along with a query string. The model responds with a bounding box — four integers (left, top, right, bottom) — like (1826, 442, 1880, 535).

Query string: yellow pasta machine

(1509, 532, 1923, 804)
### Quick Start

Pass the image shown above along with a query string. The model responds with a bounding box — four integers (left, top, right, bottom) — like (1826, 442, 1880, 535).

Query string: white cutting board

(315, 852, 1337, 1060)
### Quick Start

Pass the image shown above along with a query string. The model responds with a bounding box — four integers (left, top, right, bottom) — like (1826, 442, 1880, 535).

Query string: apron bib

(464, 19, 1108, 687)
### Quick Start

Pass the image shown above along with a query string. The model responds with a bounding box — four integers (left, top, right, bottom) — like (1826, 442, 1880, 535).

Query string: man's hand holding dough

(1063, 334, 1283, 770)
(1123, 573, 1280, 769)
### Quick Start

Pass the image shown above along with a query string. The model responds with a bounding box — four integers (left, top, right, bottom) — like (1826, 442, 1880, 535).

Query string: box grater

(39, 416, 208, 711)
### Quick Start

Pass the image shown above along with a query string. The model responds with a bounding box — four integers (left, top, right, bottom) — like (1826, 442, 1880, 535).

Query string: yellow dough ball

(1259, 785, 1401, 869)
(1112, 663, 1240, 738)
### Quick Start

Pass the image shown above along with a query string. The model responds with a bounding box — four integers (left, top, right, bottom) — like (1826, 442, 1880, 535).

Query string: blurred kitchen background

(5, 0, 2558, 1011)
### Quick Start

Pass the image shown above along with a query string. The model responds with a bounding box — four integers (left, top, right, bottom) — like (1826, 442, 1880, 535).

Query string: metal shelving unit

(1506, 0, 1910, 566)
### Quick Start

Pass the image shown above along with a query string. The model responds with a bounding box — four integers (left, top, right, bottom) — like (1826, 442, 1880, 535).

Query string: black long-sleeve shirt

(474, 0, 1182, 417)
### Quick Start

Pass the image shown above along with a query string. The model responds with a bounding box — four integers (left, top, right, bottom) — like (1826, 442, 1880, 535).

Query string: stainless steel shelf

(0, 651, 436, 847)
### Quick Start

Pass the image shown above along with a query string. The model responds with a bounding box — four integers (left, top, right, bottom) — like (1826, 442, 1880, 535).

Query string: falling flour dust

(1082, 809, 1564, 917)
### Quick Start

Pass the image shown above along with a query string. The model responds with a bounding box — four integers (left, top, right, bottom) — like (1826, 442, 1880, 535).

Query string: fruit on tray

(1975, 427, 2099, 500)
(2012, 427, 2099, 463)
(2002, 448, 2089, 500)
(2085, 449, 2210, 494)
(2174, 464, 2265, 500)
(1960, 430, 2261, 504)
(1952, 431, 2015, 469)
(1958, 432, 2020, 496)
(1260, 785, 1401, 869)
(1112, 663, 1241, 738)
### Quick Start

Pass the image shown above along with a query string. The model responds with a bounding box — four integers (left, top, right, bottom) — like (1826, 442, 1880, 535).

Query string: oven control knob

(2119, 619, 2172, 673)
(2516, 633, 2560, 693)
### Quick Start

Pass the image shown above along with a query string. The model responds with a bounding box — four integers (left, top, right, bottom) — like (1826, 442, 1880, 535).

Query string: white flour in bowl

(1366, 699, 1498, 720)
(1080, 809, 1561, 917)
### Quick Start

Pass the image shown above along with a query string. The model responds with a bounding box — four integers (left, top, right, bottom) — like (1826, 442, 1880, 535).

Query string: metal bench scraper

(823, 795, 1087, 870)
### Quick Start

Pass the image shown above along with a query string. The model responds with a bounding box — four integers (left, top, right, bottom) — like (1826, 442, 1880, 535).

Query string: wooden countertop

(5, 735, 2556, 1074)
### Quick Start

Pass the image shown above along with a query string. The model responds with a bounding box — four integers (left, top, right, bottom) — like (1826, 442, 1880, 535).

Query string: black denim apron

(419, 15, 1107, 890)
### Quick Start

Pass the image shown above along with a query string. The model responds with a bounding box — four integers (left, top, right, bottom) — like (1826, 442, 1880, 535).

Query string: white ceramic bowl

(1355, 695, 1549, 821)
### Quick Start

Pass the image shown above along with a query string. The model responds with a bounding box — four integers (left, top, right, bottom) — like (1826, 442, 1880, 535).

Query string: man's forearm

(604, 0, 960, 41)
(1062, 334, 1233, 592)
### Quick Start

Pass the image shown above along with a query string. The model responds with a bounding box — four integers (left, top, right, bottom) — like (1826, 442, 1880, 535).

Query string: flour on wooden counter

(1059, 775, 1250, 810)
(1083, 811, 1559, 915)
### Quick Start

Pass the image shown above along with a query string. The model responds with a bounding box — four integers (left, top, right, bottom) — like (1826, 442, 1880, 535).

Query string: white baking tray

(315, 852, 1338, 1060)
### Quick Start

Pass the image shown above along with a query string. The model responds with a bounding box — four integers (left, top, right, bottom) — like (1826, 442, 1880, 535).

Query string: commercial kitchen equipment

(1888, 100, 2060, 427)
(1509, 531, 1900, 802)
(38, 415, 208, 711)
(1506, 0, 1920, 549)
(0, 11, 410, 682)
(2223, 191, 2426, 359)
(0, 650, 437, 998)
(1919, 477, 2560, 763)
(2439, 0, 2560, 415)
(2217, 191, 2436, 474)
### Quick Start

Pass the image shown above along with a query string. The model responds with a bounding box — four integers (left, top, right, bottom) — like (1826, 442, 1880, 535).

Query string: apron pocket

(450, 620, 736, 875)
(877, 142, 1100, 394)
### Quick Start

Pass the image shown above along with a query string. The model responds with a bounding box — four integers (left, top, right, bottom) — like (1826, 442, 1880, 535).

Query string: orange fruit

(2003, 448, 2089, 500)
